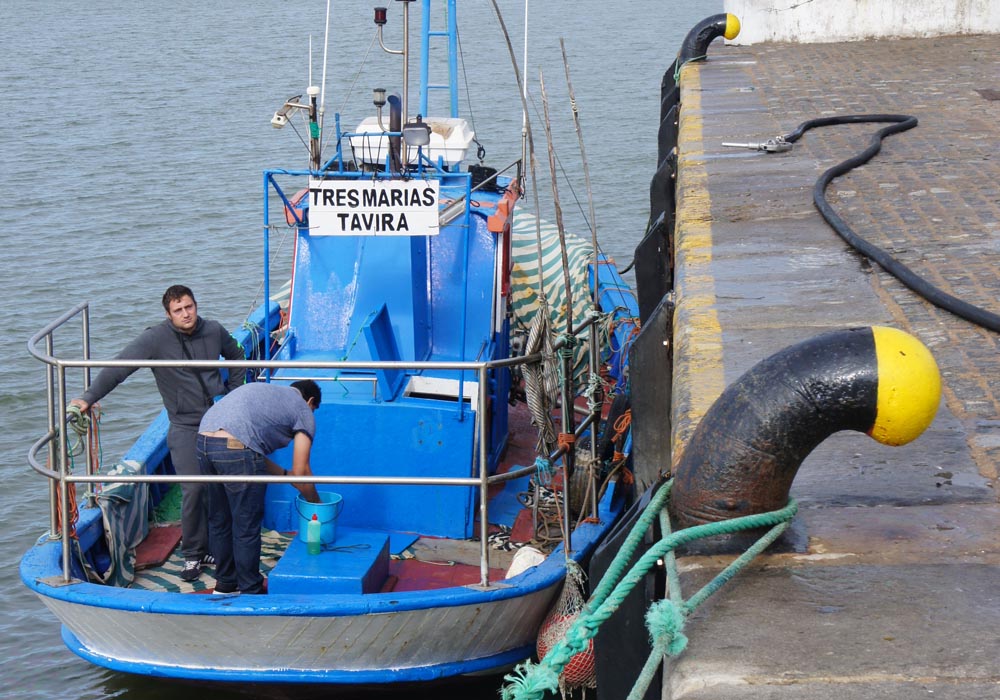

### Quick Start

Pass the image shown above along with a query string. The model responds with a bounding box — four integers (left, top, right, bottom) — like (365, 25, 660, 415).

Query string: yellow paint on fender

(869, 326, 941, 446)
(724, 14, 741, 40)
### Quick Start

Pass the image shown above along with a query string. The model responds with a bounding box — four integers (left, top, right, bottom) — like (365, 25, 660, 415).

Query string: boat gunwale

(21, 484, 619, 616)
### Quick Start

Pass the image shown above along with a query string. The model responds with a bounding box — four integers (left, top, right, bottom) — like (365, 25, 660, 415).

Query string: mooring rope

(501, 479, 798, 700)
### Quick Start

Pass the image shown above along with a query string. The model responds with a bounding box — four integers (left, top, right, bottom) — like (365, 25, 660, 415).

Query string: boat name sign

(307, 179, 440, 236)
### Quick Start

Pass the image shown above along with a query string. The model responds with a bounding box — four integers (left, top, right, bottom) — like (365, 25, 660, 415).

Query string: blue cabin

(262, 150, 518, 540)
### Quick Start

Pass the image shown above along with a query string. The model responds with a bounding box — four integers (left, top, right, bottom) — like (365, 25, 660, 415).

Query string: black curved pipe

(387, 93, 403, 173)
(784, 114, 1000, 334)
(660, 14, 740, 127)
(644, 14, 740, 282)
(678, 13, 740, 64)
(669, 327, 939, 529)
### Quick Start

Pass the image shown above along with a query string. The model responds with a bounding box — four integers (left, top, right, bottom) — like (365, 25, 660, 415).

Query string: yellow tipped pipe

(670, 326, 941, 529)
(678, 14, 740, 64)
(724, 14, 741, 40)
(869, 326, 941, 446)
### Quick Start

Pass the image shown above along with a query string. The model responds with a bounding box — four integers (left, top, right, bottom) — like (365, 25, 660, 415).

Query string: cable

(785, 114, 1000, 333)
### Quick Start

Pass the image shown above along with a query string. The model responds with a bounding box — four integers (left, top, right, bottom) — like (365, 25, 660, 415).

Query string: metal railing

(28, 303, 599, 589)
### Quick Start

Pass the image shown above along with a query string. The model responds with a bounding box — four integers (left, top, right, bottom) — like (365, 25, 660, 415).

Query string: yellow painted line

(671, 62, 726, 468)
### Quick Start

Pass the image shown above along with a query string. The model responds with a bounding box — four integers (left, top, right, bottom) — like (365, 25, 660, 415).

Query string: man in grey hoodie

(70, 285, 246, 582)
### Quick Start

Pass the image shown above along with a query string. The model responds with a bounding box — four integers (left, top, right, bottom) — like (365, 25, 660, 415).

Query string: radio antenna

(321, 0, 331, 115)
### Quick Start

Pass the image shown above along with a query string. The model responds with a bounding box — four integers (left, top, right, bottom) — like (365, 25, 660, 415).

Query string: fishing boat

(20, 0, 639, 685)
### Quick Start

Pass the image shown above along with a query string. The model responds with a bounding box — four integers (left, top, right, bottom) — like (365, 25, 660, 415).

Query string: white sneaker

(179, 560, 202, 582)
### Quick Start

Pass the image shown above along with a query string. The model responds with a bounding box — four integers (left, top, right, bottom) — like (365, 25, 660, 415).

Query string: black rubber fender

(669, 326, 940, 529)
(677, 13, 741, 64)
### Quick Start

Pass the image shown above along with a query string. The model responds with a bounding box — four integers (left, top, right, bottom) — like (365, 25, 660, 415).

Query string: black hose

(784, 114, 1000, 333)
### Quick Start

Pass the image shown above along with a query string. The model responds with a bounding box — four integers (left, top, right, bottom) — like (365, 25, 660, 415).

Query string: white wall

(724, 0, 1000, 44)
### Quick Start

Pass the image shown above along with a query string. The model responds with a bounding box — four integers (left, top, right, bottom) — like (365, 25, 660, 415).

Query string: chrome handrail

(28, 304, 599, 588)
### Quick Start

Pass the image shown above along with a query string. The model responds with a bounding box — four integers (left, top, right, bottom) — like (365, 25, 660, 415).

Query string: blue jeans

(196, 435, 267, 594)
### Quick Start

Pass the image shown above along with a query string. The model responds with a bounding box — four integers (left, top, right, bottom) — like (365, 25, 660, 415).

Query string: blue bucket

(296, 492, 344, 545)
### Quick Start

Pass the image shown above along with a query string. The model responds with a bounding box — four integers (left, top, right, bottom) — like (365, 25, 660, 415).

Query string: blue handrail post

(447, 0, 458, 117)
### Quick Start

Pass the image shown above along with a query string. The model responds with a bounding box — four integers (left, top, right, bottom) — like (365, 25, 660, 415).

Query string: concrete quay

(666, 34, 1000, 699)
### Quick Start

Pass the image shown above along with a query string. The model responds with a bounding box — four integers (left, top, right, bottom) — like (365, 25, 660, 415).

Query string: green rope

(534, 457, 555, 487)
(65, 404, 89, 457)
(500, 479, 798, 700)
(622, 600, 690, 700)
(624, 495, 792, 700)
(673, 54, 707, 83)
(324, 308, 378, 396)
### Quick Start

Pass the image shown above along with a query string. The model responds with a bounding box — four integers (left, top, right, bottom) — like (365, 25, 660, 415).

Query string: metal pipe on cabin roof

(388, 94, 403, 173)
(401, 0, 412, 159)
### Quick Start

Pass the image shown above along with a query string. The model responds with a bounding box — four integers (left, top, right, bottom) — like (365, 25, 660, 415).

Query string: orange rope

(89, 405, 103, 491)
(612, 409, 632, 443)
(557, 432, 577, 452)
(56, 473, 80, 541)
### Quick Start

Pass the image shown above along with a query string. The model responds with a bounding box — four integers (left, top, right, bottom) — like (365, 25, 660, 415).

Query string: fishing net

(536, 560, 596, 696)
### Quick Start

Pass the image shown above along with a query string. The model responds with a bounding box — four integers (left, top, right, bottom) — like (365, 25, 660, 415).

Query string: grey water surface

(0, 1, 719, 697)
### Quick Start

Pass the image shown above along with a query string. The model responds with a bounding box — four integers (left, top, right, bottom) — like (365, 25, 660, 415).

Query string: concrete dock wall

(664, 34, 1000, 698)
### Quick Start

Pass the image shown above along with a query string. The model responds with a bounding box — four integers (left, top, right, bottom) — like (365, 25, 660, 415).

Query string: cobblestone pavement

(678, 34, 1000, 484)
(746, 36, 1000, 482)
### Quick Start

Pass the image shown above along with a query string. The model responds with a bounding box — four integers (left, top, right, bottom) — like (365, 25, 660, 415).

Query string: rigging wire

(244, 223, 295, 322)
(321, 31, 380, 161)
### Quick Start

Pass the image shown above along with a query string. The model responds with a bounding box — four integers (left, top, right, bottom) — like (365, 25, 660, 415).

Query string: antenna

(321, 0, 331, 115)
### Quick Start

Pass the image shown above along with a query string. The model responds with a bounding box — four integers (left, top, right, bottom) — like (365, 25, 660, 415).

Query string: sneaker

(179, 560, 202, 582)
(201, 554, 216, 567)
(213, 579, 239, 594)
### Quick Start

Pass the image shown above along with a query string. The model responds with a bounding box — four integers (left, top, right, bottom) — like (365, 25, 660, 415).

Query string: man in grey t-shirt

(197, 380, 321, 594)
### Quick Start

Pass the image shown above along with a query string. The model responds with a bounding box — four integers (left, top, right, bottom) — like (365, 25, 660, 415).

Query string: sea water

(0, 1, 720, 697)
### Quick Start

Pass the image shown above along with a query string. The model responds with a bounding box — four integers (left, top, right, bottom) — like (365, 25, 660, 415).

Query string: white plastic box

(349, 116, 474, 168)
